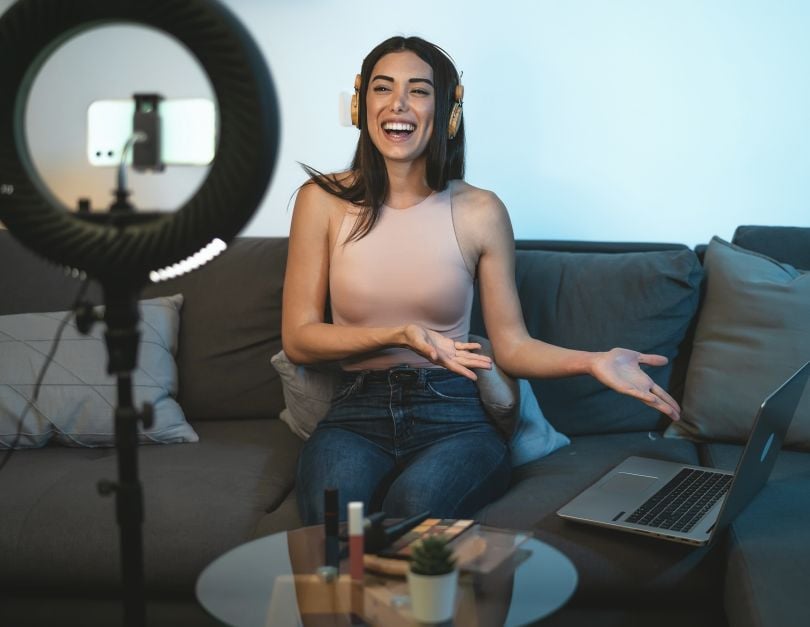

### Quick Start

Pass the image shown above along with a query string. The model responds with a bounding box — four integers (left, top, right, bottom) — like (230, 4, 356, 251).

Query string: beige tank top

(330, 186, 474, 370)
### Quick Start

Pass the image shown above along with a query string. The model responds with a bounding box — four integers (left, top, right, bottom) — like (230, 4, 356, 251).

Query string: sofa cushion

(0, 419, 301, 596)
(701, 443, 810, 627)
(144, 238, 288, 422)
(666, 238, 810, 450)
(475, 432, 723, 606)
(472, 248, 703, 436)
(0, 295, 197, 448)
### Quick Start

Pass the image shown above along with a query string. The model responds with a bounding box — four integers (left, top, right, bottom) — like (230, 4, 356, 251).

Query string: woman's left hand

(590, 348, 681, 421)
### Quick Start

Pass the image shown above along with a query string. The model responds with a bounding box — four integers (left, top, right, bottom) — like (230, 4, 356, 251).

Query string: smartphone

(86, 98, 217, 166)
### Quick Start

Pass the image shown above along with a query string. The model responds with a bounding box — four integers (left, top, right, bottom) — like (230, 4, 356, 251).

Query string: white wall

(3, 0, 809, 247)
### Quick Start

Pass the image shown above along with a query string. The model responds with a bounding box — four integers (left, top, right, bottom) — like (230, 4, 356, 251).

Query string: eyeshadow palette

(376, 518, 474, 559)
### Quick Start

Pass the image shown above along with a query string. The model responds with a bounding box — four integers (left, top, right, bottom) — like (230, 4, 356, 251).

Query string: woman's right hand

(403, 324, 492, 380)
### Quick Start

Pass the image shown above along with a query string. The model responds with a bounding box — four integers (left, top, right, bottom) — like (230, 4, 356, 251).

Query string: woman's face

(365, 50, 435, 165)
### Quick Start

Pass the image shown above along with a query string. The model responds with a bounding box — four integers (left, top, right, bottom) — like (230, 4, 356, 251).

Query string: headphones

(351, 73, 464, 140)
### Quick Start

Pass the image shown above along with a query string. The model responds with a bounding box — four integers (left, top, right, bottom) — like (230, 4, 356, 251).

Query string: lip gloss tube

(348, 501, 364, 582)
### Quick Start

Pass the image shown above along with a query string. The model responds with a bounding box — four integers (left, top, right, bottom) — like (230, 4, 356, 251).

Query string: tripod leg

(114, 382, 146, 627)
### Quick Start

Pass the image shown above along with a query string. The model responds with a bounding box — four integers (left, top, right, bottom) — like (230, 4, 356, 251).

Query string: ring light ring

(0, 0, 279, 281)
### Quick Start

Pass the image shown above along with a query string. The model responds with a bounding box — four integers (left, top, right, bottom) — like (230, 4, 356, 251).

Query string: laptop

(557, 360, 810, 546)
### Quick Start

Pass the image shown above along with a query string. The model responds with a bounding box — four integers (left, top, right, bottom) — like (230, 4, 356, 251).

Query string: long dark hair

(302, 36, 466, 242)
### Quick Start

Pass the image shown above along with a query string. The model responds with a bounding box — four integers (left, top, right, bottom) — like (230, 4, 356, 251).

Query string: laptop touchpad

(599, 472, 658, 495)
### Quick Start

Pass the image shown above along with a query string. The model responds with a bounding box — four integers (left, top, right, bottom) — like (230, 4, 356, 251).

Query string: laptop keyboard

(625, 468, 733, 533)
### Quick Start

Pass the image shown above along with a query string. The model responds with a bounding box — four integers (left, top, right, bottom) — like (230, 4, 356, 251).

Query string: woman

(283, 36, 680, 525)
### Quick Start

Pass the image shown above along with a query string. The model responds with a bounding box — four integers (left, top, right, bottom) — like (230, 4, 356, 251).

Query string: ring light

(0, 2, 280, 624)
(0, 0, 279, 283)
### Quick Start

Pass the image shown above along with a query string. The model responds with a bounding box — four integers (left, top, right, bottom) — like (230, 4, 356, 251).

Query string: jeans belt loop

(417, 367, 428, 389)
(356, 370, 369, 393)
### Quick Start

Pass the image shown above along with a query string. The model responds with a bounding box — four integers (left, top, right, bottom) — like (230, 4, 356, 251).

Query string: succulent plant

(409, 534, 457, 576)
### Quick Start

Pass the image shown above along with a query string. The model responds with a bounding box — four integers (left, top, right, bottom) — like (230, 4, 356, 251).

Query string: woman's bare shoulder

(297, 170, 353, 199)
(451, 180, 509, 225)
(450, 181, 514, 272)
(295, 171, 357, 217)
(292, 171, 360, 252)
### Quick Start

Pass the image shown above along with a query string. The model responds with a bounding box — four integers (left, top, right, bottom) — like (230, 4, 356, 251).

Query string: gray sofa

(0, 225, 808, 627)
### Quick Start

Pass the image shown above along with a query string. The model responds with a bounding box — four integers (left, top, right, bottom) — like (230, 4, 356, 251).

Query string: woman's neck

(384, 156, 432, 210)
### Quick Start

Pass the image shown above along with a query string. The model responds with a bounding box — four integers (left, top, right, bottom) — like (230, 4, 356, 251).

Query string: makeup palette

(377, 518, 474, 559)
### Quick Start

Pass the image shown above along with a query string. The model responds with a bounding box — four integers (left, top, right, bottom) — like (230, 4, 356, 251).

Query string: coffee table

(196, 525, 577, 626)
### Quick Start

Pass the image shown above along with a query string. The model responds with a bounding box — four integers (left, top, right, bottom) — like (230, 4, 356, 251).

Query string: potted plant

(407, 535, 459, 623)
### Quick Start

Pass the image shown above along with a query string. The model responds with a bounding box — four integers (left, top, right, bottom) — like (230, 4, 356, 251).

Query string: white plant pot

(407, 568, 459, 623)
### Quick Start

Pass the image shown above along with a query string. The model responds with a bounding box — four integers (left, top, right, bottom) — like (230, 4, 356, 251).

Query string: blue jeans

(296, 365, 512, 525)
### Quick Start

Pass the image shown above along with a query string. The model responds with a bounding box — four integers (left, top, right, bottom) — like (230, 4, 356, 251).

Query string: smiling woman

(301, 36, 465, 241)
(282, 35, 681, 526)
(365, 52, 436, 170)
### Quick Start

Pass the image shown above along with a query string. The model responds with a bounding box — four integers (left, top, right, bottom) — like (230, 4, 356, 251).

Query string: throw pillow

(469, 334, 518, 438)
(511, 378, 571, 467)
(0, 295, 198, 448)
(270, 349, 569, 466)
(270, 350, 340, 440)
(470, 248, 704, 435)
(665, 237, 810, 450)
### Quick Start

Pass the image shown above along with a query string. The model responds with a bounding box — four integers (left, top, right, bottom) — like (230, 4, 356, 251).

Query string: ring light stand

(0, 1, 280, 625)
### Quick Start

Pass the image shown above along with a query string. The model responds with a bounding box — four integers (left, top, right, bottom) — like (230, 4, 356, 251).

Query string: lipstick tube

(348, 501, 364, 582)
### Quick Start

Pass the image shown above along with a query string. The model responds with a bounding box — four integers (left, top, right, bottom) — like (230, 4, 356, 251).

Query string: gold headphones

(351, 73, 464, 140)
(447, 84, 464, 140)
(350, 74, 362, 129)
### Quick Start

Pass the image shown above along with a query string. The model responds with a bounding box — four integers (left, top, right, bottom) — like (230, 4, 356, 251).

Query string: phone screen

(86, 98, 217, 166)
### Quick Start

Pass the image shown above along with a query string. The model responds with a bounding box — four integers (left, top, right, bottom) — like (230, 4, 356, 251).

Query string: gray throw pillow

(270, 350, 340, 440)
(0, 295, 197, 448)
(665, 237, 810, 450)
(469, 334, 519, 437)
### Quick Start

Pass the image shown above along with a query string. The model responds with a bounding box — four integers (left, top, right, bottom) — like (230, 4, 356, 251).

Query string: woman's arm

(281, 182, 402, 363)
(281, 183, 491, 378)
(457, 186, 680, 419)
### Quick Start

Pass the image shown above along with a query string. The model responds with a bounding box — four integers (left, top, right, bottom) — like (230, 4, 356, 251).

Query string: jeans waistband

(342, 365, 445, 388)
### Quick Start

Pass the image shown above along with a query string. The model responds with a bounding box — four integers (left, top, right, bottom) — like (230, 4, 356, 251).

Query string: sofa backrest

(11, 227, 808, 435)
(143, 237, 288, 422)
(0, 230, 103, 314)
(0, 230, 288, 424)
(1, 230, 705, 431)
(732, 225, 810, 270)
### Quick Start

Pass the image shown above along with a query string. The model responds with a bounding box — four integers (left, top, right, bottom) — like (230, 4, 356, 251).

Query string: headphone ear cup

(447, 84, 464, 139)
(351, 94, 359, 128)
(351, 74, 361, 129)
(447, 102, 462, 140)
